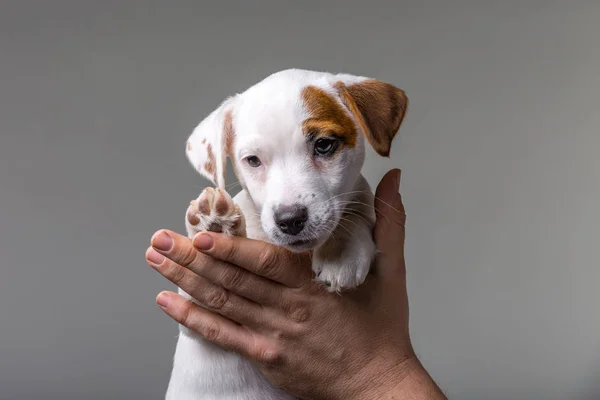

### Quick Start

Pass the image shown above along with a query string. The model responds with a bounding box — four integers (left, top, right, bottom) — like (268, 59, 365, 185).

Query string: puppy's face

(186, 69, 407, 252)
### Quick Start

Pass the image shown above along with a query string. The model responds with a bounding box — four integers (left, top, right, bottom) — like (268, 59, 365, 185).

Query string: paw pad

(186, 188, 246, 237)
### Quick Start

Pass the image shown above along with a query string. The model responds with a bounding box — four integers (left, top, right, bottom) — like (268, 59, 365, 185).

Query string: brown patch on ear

(301, 86, 357, 147)
(223, 110, 234, 156)
(204, 144, 217, 183)
(223, 109, 236, 182)
(336, 80, 407, 157)
(222, 109, 243, 186)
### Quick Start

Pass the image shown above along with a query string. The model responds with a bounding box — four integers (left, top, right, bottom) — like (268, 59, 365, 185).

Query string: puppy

(166, 69, 408, 400)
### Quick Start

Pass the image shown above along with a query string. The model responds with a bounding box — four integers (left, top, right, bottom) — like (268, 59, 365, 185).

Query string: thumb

(373, 169, 406, 264)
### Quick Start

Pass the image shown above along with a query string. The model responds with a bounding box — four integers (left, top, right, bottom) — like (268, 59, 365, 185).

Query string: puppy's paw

(312, 240, 375, 293)
(185, 187, 246, 238)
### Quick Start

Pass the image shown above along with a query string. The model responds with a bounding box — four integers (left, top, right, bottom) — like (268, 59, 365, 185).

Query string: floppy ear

(185, 96, 237, 189)
(335, 78, 408, 157)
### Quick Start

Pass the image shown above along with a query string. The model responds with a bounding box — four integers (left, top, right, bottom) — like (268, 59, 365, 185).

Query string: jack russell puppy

(166, 68, 408, 399)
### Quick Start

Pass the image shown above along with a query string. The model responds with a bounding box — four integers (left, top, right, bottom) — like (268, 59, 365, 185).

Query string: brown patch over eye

(300, 86, 357, 147)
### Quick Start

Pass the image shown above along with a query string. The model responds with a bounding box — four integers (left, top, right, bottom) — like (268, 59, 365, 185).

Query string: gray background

(1, 1, 599, 399)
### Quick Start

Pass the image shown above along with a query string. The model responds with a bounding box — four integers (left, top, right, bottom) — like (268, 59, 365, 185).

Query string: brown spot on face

(301, 86, 357, 148)
(187, 142, 192, 151)
(336, 80, 407, 157)
(201, 138, 206, 145)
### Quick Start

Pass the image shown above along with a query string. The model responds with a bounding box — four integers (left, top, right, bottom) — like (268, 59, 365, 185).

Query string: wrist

(379, 358, 446, 400)
(351, 356, 446, 400)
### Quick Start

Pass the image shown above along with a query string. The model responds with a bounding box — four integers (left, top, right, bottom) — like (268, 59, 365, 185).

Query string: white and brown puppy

(166, 69, 408, 400)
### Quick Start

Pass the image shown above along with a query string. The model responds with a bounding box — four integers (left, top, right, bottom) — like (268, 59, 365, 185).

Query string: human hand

(146, 169, 445, 400)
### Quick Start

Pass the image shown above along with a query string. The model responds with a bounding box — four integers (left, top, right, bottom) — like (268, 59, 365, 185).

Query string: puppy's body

(166, 69, 408, 399)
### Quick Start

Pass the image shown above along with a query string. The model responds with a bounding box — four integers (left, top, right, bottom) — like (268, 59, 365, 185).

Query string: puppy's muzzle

(274, 204, 308, 236)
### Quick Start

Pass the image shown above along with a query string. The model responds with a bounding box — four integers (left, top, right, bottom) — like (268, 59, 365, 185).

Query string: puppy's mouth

(286, 238, 318, 251)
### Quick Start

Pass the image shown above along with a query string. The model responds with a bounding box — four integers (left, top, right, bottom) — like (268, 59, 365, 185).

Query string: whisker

(328, 192, 405, 216)
(335, 220, 355, 237)
(326, 190, 372, 201)
(340, 210, 373, 226)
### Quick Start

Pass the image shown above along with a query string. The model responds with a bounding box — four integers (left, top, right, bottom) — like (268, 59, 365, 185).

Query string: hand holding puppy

(147, 169, 446, 400)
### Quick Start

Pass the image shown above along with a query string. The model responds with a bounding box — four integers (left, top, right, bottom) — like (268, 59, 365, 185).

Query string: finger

(146, 246, 267, 328)
(150, 230, 284, 307)
(155, 291, 283, 366)
(373, 169, 407, 269)
(192, 232, 313, 288)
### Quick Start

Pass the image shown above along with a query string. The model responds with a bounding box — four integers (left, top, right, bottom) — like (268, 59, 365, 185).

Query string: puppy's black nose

(274, 205, 308, 236)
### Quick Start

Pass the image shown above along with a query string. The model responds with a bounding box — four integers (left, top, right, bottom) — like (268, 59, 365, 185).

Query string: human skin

(146, 169, 446, 399)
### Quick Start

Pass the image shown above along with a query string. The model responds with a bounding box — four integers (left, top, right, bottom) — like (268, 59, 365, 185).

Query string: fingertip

(156, 291, 172, 308)
(151, 229, 175, 252)
(376, 169, 401, 196)
(146, 247, 165, 266)
(374, 172, 407, 240)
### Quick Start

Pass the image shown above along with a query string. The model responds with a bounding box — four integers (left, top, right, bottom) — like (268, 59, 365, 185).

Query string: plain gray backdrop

(1, 1, 599, 399)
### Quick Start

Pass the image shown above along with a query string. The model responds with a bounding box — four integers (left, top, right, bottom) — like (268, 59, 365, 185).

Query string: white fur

(166, 69, 403, 399)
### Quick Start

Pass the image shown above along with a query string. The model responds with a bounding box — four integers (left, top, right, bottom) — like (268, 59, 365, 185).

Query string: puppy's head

(186, 69, 407, 252)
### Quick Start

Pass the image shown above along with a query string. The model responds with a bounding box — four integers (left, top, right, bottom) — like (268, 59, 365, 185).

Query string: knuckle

(270, 329, 285, 341)
(165, 262, 188, 285)
(179, 299, 195, 327)
(250, 345, 283, 367)
(200, 321, 221, 342)
(220, 267, 246, 291)
(179, 244, 200, 268)
(204, 287, 229, 310)
(287, 303, 311, 323)
(220, 239, 238, 262)
(257, 246, 280, 276)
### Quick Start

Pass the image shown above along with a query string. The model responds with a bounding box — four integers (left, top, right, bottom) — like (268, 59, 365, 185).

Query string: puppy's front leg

(166, 187, 250, 400)
(179, 187, 246, 310)
(312, 211, 377, 293)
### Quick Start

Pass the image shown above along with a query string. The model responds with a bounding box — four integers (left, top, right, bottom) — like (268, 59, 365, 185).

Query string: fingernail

(156, 292, 170, 308)
(152, 231, 173, 252)
(194, 233, 214, 251)
(146, 248, 165, 266)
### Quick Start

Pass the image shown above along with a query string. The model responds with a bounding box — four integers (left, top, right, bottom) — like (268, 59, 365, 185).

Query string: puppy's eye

(314, 138, 338, 156)
(245, 156, 262, 167)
